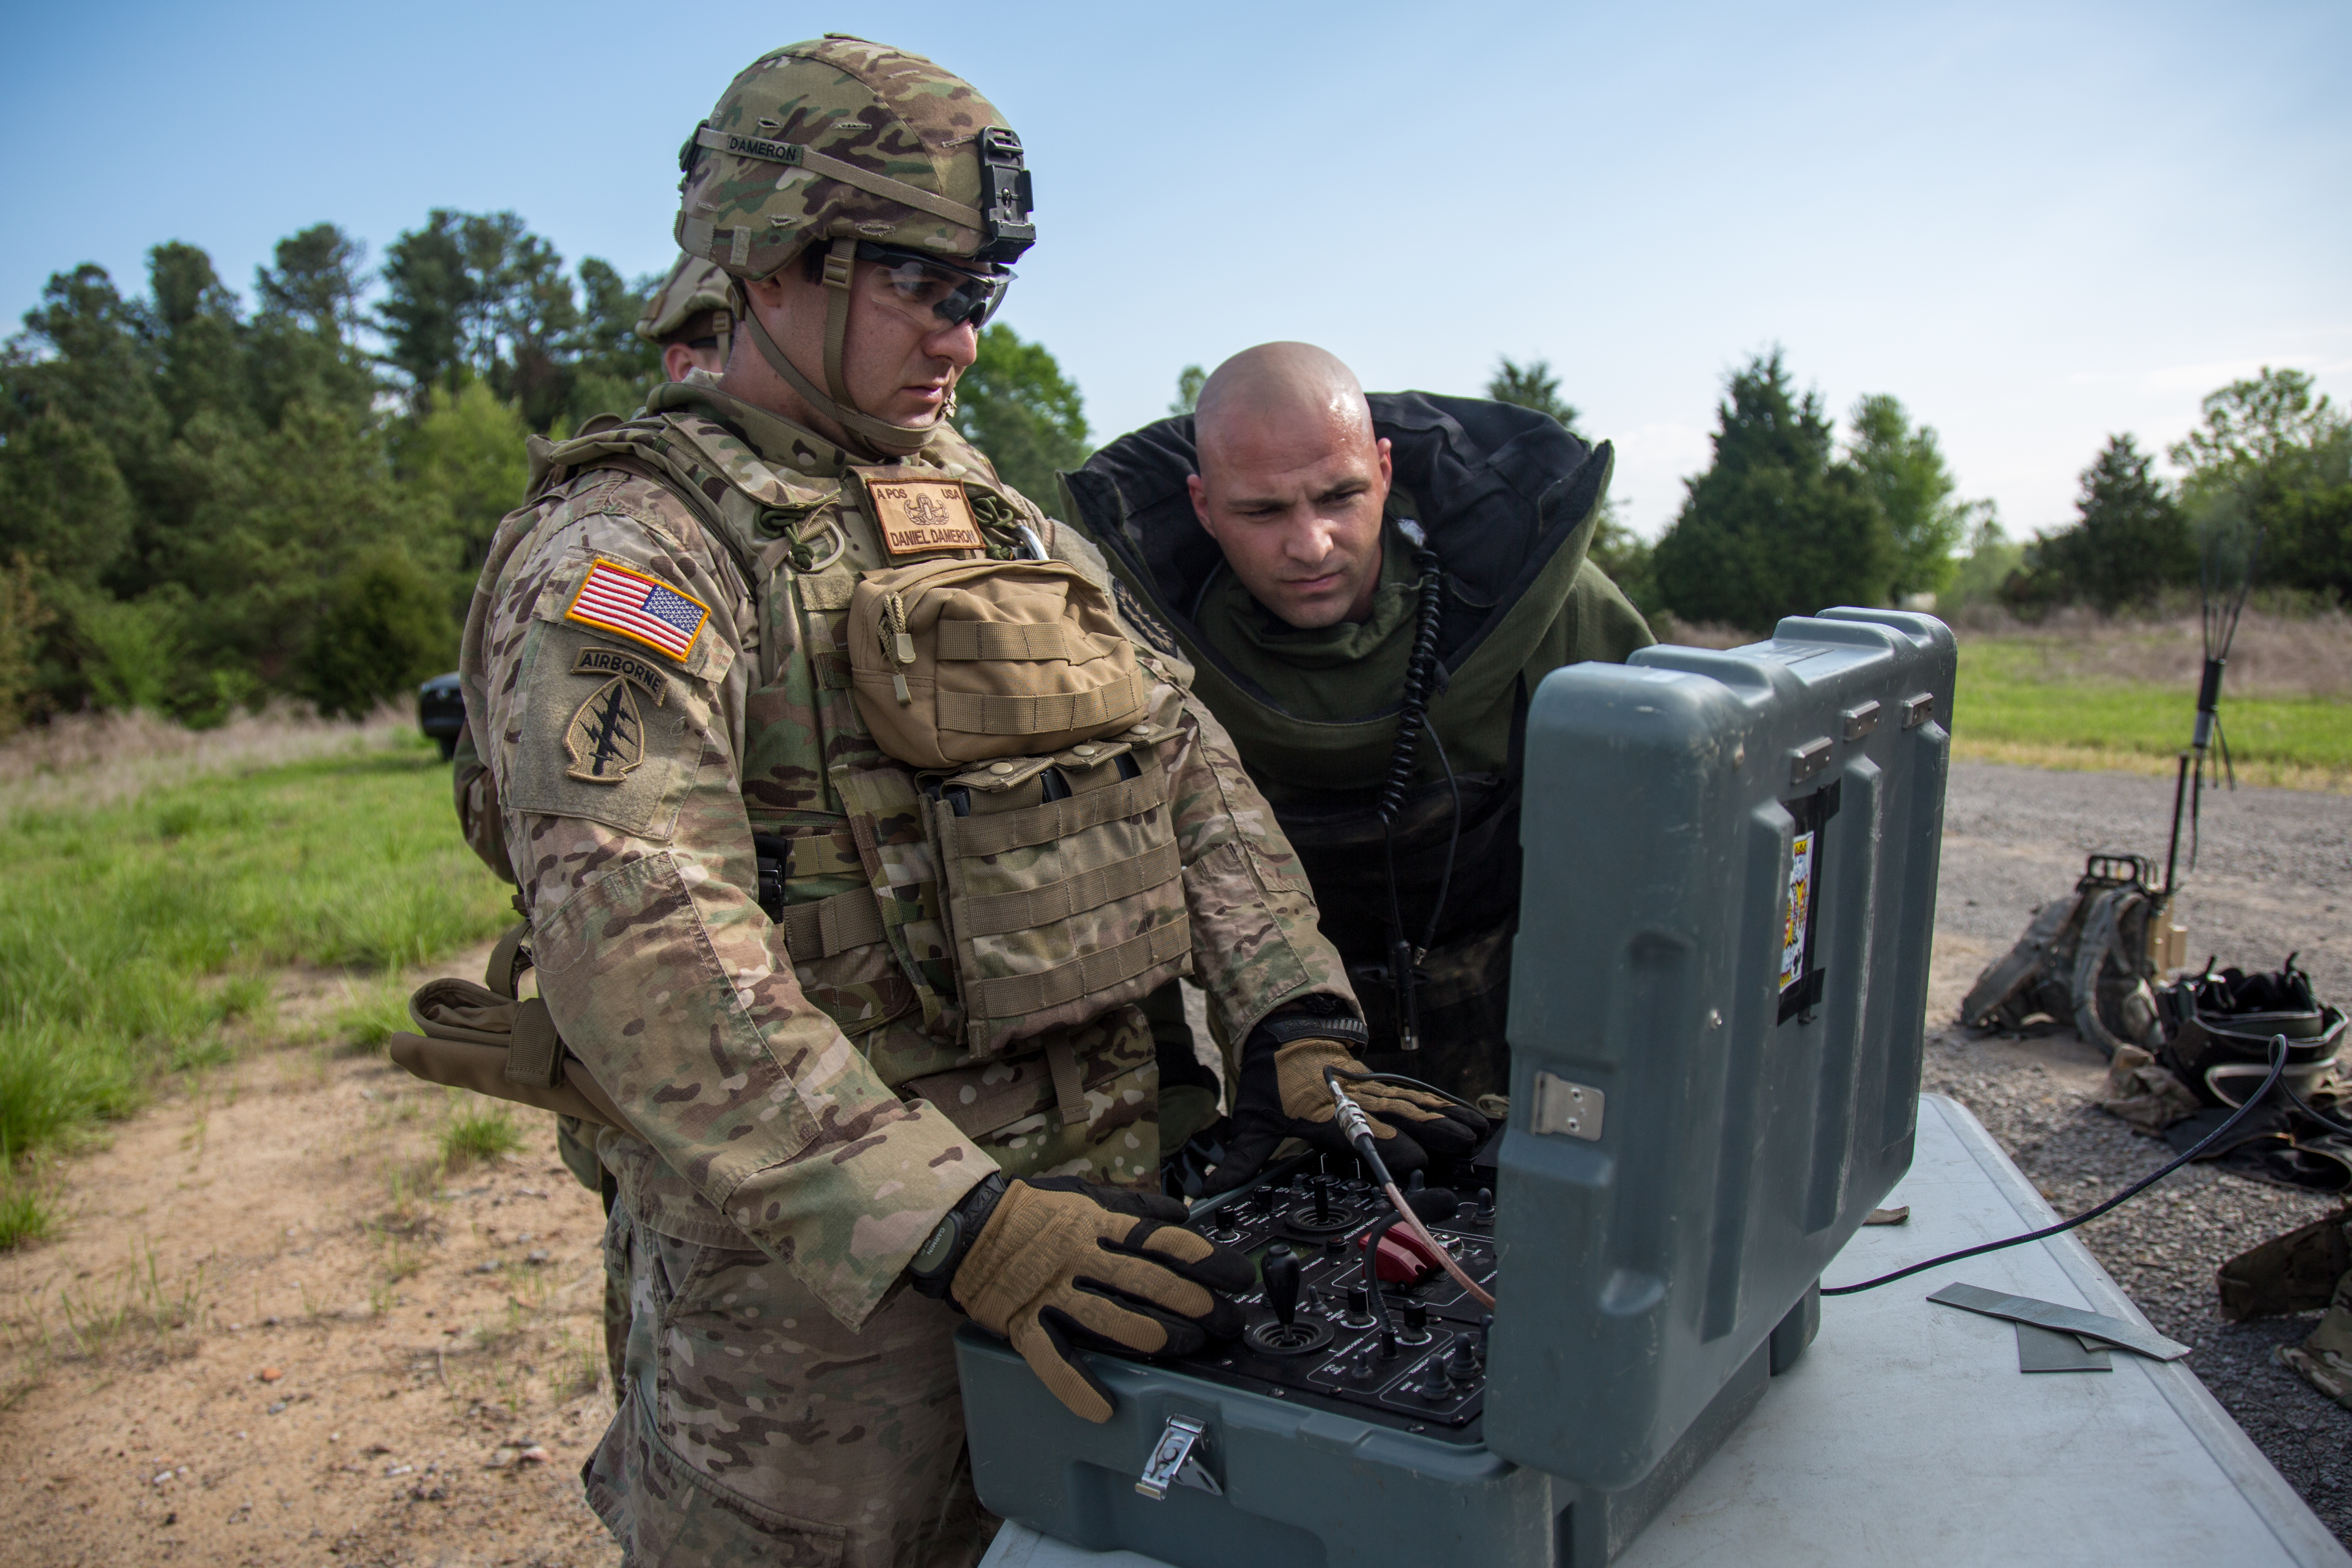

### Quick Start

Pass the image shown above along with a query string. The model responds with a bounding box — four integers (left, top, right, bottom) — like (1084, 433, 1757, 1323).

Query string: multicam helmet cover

(673, 36, 1034, 455)
(677, 36, 1033, 281)
(634, 253, 734, 345)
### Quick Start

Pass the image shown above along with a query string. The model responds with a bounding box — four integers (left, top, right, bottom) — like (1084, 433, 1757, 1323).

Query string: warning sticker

(1780, 830, 1815, 993)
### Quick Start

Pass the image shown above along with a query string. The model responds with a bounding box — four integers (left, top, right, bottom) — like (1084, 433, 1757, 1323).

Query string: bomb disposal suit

(1070, 397, 1652, 1104)
(454, 38, 1484, 1568)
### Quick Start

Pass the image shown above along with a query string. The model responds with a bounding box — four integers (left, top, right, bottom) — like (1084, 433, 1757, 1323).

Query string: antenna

(2162, 526, 2258, 894)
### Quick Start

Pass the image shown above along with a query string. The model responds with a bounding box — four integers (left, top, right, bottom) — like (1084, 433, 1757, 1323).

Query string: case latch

(1135, 1414, 1222, 1499)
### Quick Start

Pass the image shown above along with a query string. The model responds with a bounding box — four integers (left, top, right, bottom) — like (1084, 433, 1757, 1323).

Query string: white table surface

(981, 1093, 2351, 1568)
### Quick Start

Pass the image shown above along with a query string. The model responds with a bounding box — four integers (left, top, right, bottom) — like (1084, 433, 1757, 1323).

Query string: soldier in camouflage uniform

(638, 252, 735, 384)
(452, 254, 745, 1395)
(460, 38, 1481, 1568)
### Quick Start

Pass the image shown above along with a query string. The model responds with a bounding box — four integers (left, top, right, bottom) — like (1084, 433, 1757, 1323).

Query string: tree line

(1594, 350, 2348, 634)
(0, 214, 1084, 734)
(4, 211, 2341, 736)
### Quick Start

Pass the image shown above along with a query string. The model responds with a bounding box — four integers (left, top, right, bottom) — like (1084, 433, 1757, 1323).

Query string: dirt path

(0, 943, 621, 1568)
(2, 761, 2347, 1563)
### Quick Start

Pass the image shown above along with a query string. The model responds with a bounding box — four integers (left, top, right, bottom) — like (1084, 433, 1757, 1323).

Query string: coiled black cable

(1375, 547, 1446, 827)
(1375, 547, 1460, 1052)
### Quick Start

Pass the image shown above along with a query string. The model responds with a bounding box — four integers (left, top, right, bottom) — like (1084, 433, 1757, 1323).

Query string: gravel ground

(1926, 761, 2352, 1546)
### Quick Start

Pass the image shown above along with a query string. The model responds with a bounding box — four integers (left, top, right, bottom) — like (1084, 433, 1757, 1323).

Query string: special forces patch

(564, 676, 650, 784)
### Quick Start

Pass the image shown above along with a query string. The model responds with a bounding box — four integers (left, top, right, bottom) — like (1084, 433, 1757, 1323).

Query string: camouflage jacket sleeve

(466, 476, 987, 1330)
(448, 729, 516, 885)
(1156, 679, 1359, 1041)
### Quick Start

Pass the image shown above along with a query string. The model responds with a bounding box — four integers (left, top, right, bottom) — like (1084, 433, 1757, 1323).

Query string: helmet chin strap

(732, 239, 939, 458)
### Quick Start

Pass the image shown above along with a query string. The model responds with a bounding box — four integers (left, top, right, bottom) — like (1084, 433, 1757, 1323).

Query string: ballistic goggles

(857, 243, 1013, 333)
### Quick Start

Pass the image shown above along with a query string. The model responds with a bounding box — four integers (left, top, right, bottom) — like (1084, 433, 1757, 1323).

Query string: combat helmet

(677, 36, 1034, 454)
(634, 253, 734, 360)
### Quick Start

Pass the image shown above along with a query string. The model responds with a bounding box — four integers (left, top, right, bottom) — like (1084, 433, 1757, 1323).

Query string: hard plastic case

(954, 609, 1958, 1566)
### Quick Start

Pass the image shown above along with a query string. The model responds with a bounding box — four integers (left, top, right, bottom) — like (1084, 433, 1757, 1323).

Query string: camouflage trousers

(584, 1008, 1160, 1568)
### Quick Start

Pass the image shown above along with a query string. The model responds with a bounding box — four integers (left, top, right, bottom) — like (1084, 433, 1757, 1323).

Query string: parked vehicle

(417, 672, 464, 761)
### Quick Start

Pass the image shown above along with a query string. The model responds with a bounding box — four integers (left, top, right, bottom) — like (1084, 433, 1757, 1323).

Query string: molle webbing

(964, 919, 1191, 1021)
(937, 621, 1099, 662)
(937, 672, 1149, 739)
(957, 840, 1182, 937)
(948, 765, 1170, 857)
(930, 744, 1191, 1056)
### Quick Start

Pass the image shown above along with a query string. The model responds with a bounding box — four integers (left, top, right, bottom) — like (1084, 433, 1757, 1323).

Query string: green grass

(440, 1104, 524, 1166)
(0, 731, 510, 1192)
(0, 1164, 54, 1250)
(1955, 641, 2352, 786)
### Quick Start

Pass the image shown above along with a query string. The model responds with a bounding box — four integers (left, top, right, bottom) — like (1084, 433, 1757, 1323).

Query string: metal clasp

(1528, 1073, 1606, 1141)
(1136, 1415, 1221, 1500)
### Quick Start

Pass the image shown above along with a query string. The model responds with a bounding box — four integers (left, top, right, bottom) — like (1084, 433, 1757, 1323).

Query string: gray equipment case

(956, 609, 1958, 1566)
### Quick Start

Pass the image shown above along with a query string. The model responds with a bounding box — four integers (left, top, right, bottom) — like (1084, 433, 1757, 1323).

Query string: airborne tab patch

(860, 472, 984, 557)
(572, 644, 670, 703)
(564, 559, 709, 662)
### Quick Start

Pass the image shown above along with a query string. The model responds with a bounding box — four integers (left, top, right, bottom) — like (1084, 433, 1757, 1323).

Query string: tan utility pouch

(386, 925, 640, 1139)
(928, 727, 1191, 1057)
(848, 557, 1151, 770)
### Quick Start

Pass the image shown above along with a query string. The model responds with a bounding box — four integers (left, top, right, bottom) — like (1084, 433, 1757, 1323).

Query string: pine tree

(2011, 436, 2190, 611)
(1653, 350, 1893, 631)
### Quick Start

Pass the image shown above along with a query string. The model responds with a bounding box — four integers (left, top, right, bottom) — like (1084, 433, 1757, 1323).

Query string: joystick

(1265, 1245, 1301, 1330)
(1243, 1244, 1334, 1358)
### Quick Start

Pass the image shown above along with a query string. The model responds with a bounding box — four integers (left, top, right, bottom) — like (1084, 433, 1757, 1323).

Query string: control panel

(1158, 1155, 1498, 1440)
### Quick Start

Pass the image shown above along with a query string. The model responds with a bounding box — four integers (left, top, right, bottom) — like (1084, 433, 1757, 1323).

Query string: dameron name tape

(866, 477, 984, 556)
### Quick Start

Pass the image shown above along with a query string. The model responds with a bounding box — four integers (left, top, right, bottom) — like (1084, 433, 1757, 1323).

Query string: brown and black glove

(944, 1176, 1254, 1423)
(1201, 1015, 1490, 1195)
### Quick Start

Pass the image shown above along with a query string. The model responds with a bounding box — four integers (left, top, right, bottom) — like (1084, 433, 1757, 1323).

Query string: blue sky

(4, 0, 2345, 542)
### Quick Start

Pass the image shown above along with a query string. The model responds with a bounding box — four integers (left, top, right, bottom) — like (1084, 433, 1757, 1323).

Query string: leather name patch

(864, 475, 984, 556)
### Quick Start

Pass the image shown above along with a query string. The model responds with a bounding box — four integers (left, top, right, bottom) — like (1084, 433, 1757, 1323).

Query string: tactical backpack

(1960, 854, 2177, 1054)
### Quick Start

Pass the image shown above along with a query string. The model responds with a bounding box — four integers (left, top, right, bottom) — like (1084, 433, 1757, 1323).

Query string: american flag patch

(564, 559, 709, 662)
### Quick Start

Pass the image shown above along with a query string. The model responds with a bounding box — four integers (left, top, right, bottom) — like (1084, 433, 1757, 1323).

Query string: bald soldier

(1065, 344, 1652, 1172)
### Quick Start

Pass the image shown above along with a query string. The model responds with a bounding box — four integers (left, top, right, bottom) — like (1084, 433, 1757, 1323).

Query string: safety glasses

(855, 242, 1013, 332)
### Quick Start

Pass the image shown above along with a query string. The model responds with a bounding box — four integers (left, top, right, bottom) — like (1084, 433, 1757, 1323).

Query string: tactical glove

(949, 1176, 1254, 1423)
(1202, 1025, 1490, 1195)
